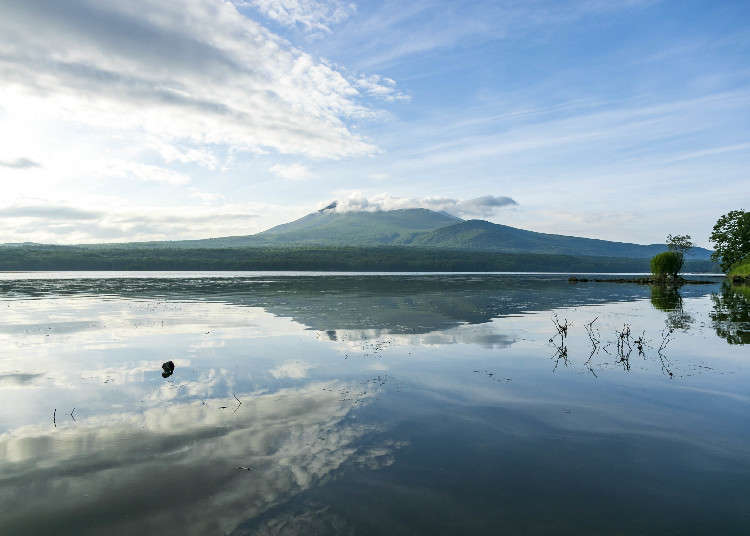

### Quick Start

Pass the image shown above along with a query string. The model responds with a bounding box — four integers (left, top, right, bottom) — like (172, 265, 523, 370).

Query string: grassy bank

(0, 245, 720, 273)
(728, 257, 750, 283)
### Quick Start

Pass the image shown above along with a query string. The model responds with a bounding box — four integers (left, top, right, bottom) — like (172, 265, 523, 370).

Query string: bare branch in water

(232, 393, 243, 414)
(615, 324, 633, 371)
(585, 317, 600, 346)
(584, 317, 601, 372)
(552, 313, 571, 341)
(657, 327, 675, 378)
(633, 331, 648, 357)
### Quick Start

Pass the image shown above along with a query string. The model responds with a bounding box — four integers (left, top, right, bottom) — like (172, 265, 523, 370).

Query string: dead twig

(657, 327, 675, 378)
(232, 393, 242, 414)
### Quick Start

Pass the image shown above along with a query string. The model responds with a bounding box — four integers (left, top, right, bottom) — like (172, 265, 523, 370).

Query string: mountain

(406, 219, 713, 259)
(257, 208, 461, 245)
(67, 207, 712, 259)
(93, 208, 462, 249)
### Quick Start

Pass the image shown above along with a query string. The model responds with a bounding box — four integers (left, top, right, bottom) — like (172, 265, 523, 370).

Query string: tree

(650, 251, 681, 279)
(666, 233, 694, 273)
(710, 210, 750, 272)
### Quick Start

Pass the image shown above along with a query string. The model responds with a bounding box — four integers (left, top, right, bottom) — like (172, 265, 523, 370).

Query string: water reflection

(0, 275, 716, 335)
(1, 275, 748, 534)
(650, 285, 694, 331)
(0, 383, 400, 535)
(711, 283, 750, 344)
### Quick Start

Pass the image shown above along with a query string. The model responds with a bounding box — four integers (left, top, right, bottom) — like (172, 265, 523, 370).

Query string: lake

(0, 273, 748, 535)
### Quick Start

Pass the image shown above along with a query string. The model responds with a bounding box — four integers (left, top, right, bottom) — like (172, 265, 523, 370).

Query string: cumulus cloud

(0, 0, 377, 159)
(0, 205, 102, 220)
(102, 161, 191, 185)
(327, 193, 518, 218)
(270, 360, 315, 379)
(454, 195, 519, 217)
(269, 163, 313, 180)
(0, 203, 265, 244)
(0, 158, 40, 169)
(355, 74, 410, 102)
(243, 0, 357, 33)
(0, 373, 45, 388)
(188, 189, 226, 203)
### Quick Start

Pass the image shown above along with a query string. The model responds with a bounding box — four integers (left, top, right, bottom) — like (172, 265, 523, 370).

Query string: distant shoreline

(0, 270, 727, 281)
(0, 245, 720, 274)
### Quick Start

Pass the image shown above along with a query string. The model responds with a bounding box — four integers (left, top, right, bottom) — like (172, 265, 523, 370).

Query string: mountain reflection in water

(0, 274, 748, 535)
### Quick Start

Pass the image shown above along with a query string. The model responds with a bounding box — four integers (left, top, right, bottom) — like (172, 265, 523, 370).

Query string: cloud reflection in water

(0, 383, 402, 535)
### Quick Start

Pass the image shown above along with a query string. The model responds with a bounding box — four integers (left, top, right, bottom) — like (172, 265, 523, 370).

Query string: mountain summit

(257, 208, 462, 246)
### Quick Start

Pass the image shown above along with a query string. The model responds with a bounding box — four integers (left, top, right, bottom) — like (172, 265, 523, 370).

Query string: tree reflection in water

(650, 285, 694, 331)
(710, 284, 750, 345)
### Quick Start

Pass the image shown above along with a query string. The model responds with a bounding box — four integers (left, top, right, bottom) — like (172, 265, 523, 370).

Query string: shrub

(650, 251, 682, 278)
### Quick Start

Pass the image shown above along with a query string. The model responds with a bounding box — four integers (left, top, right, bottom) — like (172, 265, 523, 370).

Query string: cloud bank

(0, 203, 264, 244)
(0, 158, 40, 169)
(0, 0, 377, 159)
(327, 193, 518, 218)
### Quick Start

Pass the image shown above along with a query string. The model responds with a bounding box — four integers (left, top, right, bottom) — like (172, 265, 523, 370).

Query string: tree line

(0, 245, 719, 273)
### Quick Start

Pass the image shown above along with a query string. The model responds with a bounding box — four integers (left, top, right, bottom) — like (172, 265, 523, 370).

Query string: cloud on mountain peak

(324, 193, 518, 218)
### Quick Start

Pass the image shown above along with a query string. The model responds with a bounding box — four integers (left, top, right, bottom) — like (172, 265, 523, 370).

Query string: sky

(0, 0, 748, 247)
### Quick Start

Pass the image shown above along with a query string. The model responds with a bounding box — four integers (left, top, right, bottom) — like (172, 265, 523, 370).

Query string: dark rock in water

(161, 360, 175, 378)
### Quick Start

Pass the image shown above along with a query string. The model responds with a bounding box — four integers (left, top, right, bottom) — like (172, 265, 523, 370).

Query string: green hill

(95, 208, 461, 249)
(407, 219, 712, 259)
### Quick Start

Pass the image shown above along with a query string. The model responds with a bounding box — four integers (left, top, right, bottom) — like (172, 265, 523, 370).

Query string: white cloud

(269, 361, 315, 379)
(147, 139, 219, 170)
(269, 163, 314, 180)
(354, 74, 410, 102)
(102, 160, 191, 186)
(328, 192, 518, 218)
(0, 205, 101, 220)
(0, 0, 376, 160)
(244, 0, 357, 33)
(0, 158, 40, 169)
(0, 202, 270, 244)
(188, 189, 226, 203)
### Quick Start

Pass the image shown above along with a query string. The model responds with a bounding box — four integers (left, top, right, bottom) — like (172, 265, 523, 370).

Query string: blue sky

(0, 0, 748, 246)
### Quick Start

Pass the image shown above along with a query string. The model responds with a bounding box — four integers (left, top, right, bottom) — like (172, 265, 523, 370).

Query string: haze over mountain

(75, 207, 712, 259)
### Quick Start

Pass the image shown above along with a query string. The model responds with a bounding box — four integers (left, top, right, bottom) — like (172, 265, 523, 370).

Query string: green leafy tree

(650, 251, 682, 279)
(710, 210, 750, 272)
(666, 233, 693, 272)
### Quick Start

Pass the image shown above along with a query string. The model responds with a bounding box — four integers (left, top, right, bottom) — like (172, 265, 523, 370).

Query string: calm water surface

(0, 274, 748, 535)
